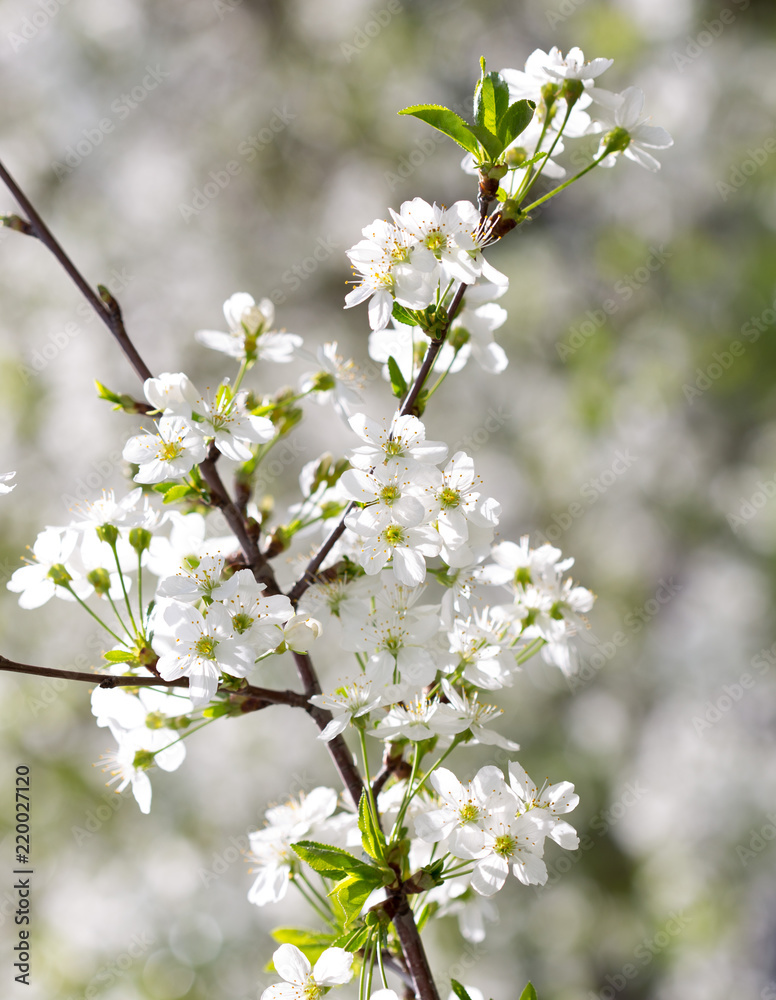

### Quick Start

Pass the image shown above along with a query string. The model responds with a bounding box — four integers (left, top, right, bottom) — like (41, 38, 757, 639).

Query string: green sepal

(391, 302, 418, 327)
(292, 840, 380, 882)
(387, 356, 408, 400)
(330, 873, 383, 928)
(398, 104, 482, 157)
(358, 791, 386, 862)
(499, 99, 535, 146)
(474, 65, 510, 135)
(519, 984, 538, 1000)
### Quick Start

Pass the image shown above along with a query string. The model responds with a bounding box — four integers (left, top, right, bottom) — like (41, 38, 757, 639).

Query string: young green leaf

(270, 927, 333, 948)
(519, 983, 538, 1000)
(330, 873, 382, 928)
(292, 840, 379, 882)
(387, 355, 408, 400)
(392, 302, 418, 327)
(103, 649, 136, 663)
(398, 104, 482, 157)
(162, 484, 195, 504)
(330, 924, 371, 953)
(499, 99, 535, 146)
(474, 71, 510, 135)
(358, 791, 385, 861)
(466, 123, 506, 161)
(450, 980, 474, 1000)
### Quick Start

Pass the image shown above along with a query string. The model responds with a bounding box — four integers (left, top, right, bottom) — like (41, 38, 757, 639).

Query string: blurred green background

(1, 0, 776, 998)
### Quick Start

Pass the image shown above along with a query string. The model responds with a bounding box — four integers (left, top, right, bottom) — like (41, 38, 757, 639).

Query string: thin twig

(0, 159, 152, 383)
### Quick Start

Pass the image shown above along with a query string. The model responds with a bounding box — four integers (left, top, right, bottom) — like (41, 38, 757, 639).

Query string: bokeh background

(1, 0, 775, 998)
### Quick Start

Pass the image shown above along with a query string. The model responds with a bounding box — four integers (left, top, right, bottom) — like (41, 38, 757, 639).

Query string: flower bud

(47, 563, 73, 587)
(282, 616, 323, 653)
(87, 568, 112, 596)
(132, 749, 156, 771)
(96, 523, 119, 546)
(129, 527, 152, 555)
(601, 126, 631, 157)
(559, 78, 584, 107)
(505, 147, 528, 169)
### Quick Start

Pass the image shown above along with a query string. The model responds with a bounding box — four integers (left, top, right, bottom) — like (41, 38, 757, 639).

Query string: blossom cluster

(2, 45, 667, 1000)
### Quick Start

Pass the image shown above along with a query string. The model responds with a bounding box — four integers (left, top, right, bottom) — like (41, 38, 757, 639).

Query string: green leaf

(387, 355, 408, 400)
(500, 99, 536, 146)
(103, 650, 136, 664)
(330, 924, 371, 953)
(466, 123, 506, 162)
(292, 841, 379, 882)
(162, 484, 194, 504)
(267, 928, 332, 969)
(270, 927, 333, 948)
(474, 70, 510, 135)
(358, 791, 385, 862)
(391, 302, 418, 327)
(398, 104, 482, 157)
(330, 874, 382, 928)
(450, 980, 474, 1000)
(519, 984, 538, 1000)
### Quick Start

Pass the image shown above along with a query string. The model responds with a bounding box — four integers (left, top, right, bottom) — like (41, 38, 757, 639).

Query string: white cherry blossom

(261, 944, 353, 1000)
(123, 415, 207, 485)
(196, 292, 301, 362)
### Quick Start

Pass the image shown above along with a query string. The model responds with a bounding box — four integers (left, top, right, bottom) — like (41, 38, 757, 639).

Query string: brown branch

(0, 158, 441, 1000)
(199, 444, 278, 593)
(0, 655, 307, 709)
(286, 502, 355, 606)
(399, 282, 467, 419)
(0, 159, 153, 383)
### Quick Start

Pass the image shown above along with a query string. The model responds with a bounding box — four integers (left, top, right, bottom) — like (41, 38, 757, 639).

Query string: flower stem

(522, 153, 607, 214)
(65, 585, 128, 647)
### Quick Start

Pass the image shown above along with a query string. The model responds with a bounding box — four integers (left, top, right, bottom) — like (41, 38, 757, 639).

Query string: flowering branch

(1, 45, 673, 1000)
